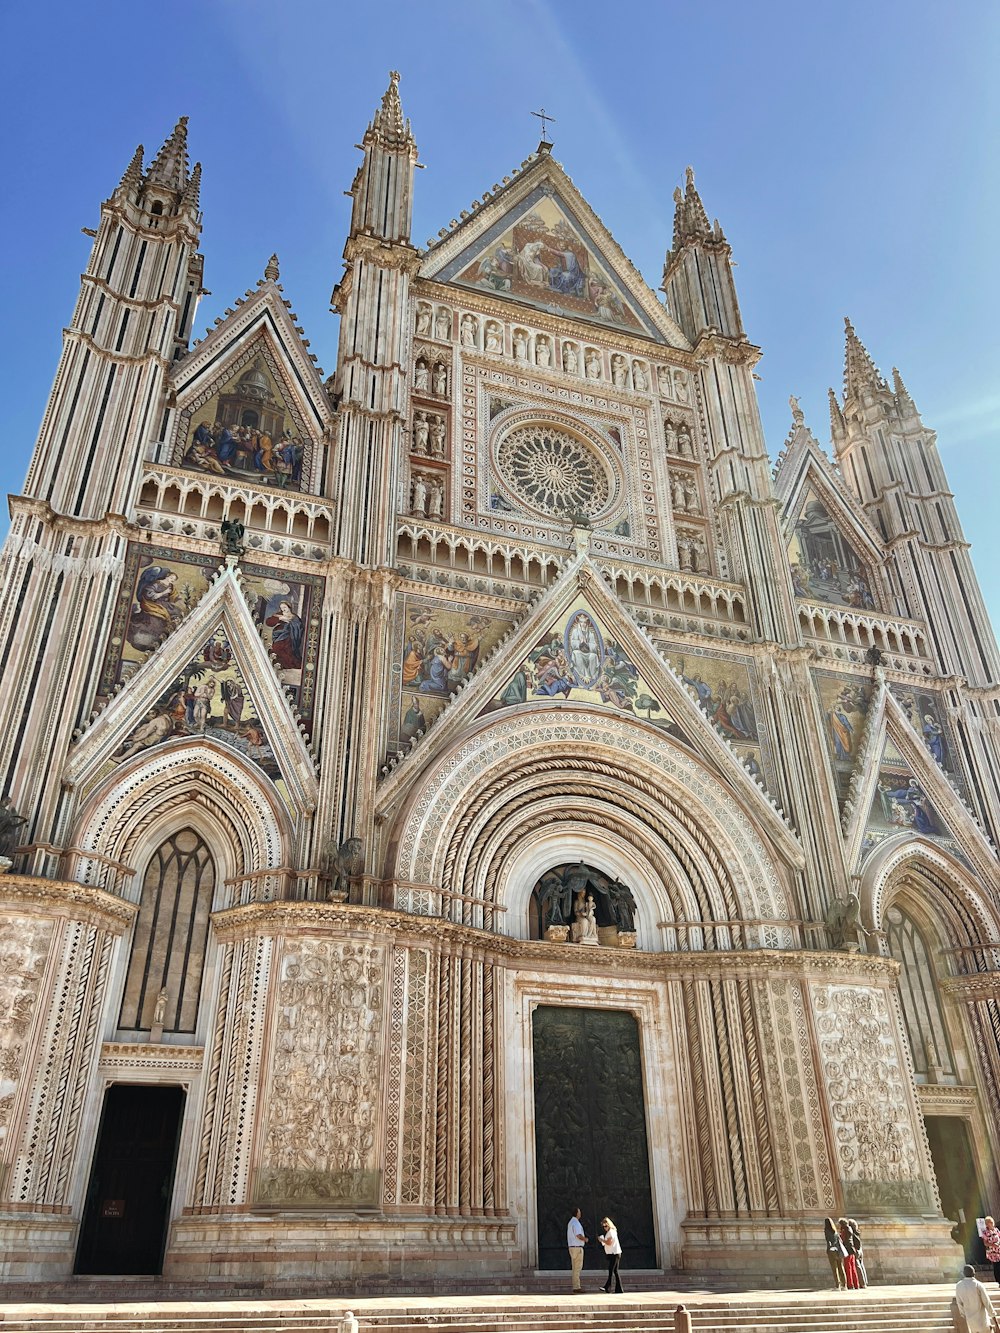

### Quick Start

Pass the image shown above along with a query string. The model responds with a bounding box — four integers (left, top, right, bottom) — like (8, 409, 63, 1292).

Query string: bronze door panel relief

(532, 1005, 656, 1269)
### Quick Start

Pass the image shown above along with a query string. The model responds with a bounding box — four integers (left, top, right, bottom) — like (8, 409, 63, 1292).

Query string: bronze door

(532, 1005, 656, 1270)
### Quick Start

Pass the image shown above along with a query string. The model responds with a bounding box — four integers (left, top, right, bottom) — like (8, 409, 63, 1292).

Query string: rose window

(496, 424, 611, 517)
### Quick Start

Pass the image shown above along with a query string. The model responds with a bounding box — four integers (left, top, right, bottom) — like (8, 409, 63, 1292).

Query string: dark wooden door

(75, 1084, 184, 1274)
(532, 1005, 656, 1270)
(924, 1115, 986, 1264)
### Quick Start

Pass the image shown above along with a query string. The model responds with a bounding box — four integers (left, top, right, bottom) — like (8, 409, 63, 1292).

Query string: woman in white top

(599, 1216, 624, 1292)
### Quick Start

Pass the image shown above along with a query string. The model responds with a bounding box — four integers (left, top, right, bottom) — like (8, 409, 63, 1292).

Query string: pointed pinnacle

(892, 366, 916, 412)
(116, 143, 144, 197)
(264, 253, 280, 282)
(672, 165, 712, 249)
(367, 69, 414, 150)
(828, 387, 846, 447)
(843, 317, 887, 402)
(181, 161, 202, 211)
(147, 115, 190, 192)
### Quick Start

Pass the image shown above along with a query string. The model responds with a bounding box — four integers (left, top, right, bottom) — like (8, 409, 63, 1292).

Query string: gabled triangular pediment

(378, 551, 803, 868)
(168, 277, 333, 495)
(842, 679, 994, 878)
(66, 563, 318, 815)
(421, 152, 688, 348)
(778, 433, 886, 612)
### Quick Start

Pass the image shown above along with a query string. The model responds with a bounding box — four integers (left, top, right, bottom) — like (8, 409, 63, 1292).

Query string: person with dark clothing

(848, 1219, 868, 1287)
(824, 1216, 846, 1290)
(599, 1216, 623, 1293)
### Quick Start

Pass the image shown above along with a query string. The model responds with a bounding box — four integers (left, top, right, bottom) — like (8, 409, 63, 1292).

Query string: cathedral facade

(0, 74, 998, 1285)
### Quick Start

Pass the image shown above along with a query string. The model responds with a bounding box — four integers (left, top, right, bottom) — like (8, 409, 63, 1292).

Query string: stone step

(0, 1289, 960, 1333)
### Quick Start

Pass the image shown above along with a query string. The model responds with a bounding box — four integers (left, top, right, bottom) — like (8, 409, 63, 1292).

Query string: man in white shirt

(955, 1264, 998, 1333)
(567, 1207, 587, 1292)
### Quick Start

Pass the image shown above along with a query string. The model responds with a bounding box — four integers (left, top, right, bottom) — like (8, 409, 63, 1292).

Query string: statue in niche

(152, 987, 169, 1028)
(683, 478, 700, 514)
(632, 362, 648, 391)
(664, 421, 678, 453)
(671, 474, 686, 509)
(429, 416, 446, 459)
(673, 368, 689, 402)
(432, 363, 447, 395)
(460, 314, 478, 347)
(427, 477, 444, 520)
(414, 359, 430, 392)
(410, 473, 428, 515)
(485, 323, 503, 353)
(678, 426, 693, 458)
(562, 344, 579, 374)
(415, 306, 431, 336)
(412, 411, 429, 455)
(537, 868, 573, 926)
(678, 538, 694, 571)
(585, 349, 602, 380)
(325, 837, 365, 902)
(607, 878, 637, 932)
(825, 891, 866, 951)
(513, 330, 528, 361)
(535, 337, 551, 368)
(571, 894, 599, 945)
(434, 308, 452, 341)
(0, 797, 26, 863)
(657, 366, 672, 398)
(220, 518, 246, 556)
(611, 355, 628, 388)
(693, 536, 710, 573)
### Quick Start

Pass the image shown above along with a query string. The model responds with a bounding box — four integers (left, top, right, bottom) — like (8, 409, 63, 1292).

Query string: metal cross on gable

(531, 107, 556, 144)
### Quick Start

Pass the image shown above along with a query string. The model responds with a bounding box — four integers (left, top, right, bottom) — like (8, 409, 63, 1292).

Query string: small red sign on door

(100, 1199, 125, 1219)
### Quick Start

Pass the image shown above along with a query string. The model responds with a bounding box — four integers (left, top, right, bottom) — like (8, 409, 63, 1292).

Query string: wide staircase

(0, 1284, 959, 1333)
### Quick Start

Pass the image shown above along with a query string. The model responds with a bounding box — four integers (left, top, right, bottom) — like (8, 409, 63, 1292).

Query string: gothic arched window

(119, 829, 216, 1034)
(885, 904, 955, 1080)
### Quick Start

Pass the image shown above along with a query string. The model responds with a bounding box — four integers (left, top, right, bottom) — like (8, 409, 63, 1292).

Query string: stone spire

(264, 253, 280, 282)
(892, 365, 918, 418)
(115, 143, 145, 199)
(147, 116, 190, 192)
(366, 70, 414, 150)
(672, 166, 713, 248)
(843, 317, 887, 403)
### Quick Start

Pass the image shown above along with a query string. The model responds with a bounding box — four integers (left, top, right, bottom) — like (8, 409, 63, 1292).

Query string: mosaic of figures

(177, 356, 310, 491)
(861, 736, 965, 864)
(390, 597, 515, 749)
(889, 685, 961, 785)
(666, 652, 759, 745)
(788, 493, 878, 610)
(99, 544, 323, 727)
(452, 193, 644, 332)
(111, 625, 288, 794)
(485, 600, 680, 735)
(815, 672, 873, 804)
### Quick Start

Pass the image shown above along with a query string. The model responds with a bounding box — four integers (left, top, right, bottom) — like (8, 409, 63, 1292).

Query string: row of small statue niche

(670, 470, 702, 515)
(410, 410, 447, 459)
(408, 470, 446, 519)
(413, 303, 692, 402)
(413, 357, 448, 397)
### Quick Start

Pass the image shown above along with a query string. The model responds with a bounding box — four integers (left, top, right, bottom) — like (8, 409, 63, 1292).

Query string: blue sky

(3, 1, 998, 635)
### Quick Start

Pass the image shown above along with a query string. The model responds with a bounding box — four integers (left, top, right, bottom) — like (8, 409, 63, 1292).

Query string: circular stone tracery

(496, 423, 611, 517)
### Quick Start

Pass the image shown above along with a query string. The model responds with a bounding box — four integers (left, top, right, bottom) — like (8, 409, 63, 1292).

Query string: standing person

(824, 1217, 846, 1290)
(599, 1216, 623, 1293)
(982, 1216, 1000, 1287)
(955, 1264, 998, 1332)
(848, 1219, 868, 1287)
(839, 1217, 860, 1289)
(566, 1207, 587, 1293)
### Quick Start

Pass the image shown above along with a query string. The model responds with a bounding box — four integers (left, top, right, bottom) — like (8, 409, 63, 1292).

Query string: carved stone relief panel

(0, 915, 53, 1156)
(256, 938, 385, 1206)
(811, 982, 933, 1214)
(383, 945, 432, 1207)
